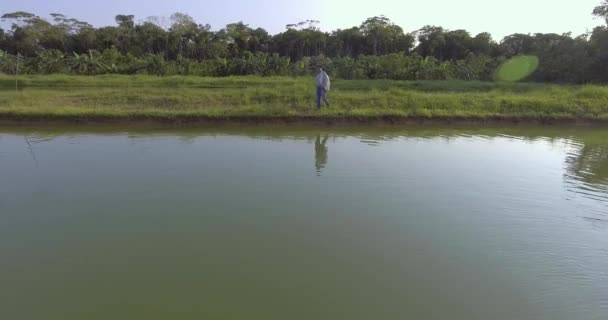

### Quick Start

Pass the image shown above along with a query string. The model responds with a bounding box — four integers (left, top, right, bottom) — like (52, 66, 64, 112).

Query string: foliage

(67, 50, 107, 75)
(30, 49, 65, 74)
(593, 0, 608, 24)
(1, 4, 608, 83)
(0, 50, 17, 74)
(143, 53, 167, 76)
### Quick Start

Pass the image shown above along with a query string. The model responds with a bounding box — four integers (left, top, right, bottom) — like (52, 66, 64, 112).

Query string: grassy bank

(1, 75, 607, 123)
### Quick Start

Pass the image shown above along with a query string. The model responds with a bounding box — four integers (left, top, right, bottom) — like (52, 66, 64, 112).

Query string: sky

(1, 0, 604, 40)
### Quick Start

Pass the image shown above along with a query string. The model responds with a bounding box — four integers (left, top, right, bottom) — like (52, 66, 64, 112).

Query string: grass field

(1, 75, 607, 123)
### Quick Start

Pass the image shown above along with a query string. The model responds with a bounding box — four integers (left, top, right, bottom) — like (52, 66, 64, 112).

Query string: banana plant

(34, 49, 65, 74)
(68, 50, 108, 75)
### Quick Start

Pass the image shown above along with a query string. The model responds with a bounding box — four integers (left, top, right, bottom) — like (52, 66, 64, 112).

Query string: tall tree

(593, 0, 608, 24)
(471, 32, 496, 56)
(169, 12, 197, 57)
(115, 14, 135, 54)
(360, 16, 413, 55)
(224, 22, 253, 56)
(588, 26, 608, 81)
(327, 27, 365, 57)
(135, 22, 167, 54)
(499, 33, 536, 56)
(416, 26, 447, 59)
(1, 12, 51, 55)
(443, 29, 472, 60)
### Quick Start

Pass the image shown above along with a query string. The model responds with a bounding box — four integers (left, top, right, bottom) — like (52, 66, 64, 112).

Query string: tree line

(1, 1, 608, 82)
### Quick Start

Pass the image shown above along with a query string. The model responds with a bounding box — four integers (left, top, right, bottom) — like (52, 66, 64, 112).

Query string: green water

(1, 125, 607, 320)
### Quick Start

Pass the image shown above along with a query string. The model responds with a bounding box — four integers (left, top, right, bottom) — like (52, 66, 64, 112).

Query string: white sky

(1, 0, 605, 40)
(318, 0, 604, 39)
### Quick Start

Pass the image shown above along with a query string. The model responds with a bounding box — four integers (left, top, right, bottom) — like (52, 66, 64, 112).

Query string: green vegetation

(2, 75, 608, 123)
(0, 1, 608, 82)
(495, 56, 539, 82)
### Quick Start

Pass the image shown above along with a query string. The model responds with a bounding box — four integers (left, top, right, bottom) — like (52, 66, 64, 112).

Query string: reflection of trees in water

(564, 141, 608, 228)
(566, 142, 608, 186)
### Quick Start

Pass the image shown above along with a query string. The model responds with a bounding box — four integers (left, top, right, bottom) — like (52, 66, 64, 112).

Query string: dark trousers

(316, 86, 330, 109)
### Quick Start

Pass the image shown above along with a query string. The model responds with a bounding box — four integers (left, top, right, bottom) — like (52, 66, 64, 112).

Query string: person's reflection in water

(315, 134, 329, 175)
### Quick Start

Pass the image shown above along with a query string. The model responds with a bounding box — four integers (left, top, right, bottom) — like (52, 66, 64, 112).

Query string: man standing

(315, 67, 330, 110)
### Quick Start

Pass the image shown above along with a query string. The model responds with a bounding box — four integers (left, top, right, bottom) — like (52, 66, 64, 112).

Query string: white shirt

(316, 71, 330, 91)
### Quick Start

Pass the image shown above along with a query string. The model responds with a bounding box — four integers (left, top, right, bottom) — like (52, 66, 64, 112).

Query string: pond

(1, 125, 607, 320)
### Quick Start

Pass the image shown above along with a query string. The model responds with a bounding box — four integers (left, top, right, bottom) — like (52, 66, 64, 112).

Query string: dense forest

(2, 1, 608, 82)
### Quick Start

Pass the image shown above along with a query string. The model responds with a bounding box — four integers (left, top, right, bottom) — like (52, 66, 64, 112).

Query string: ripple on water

(563, 141, 608, 228)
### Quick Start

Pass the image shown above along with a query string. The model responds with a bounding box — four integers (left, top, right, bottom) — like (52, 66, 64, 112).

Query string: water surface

(1, 125, 607, 320)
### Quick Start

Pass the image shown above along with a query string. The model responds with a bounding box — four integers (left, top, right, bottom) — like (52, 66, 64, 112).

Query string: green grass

(0, 75, 607, 123)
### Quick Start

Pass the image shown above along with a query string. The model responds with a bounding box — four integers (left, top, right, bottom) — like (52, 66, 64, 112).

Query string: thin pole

(15, 52, 19, 93)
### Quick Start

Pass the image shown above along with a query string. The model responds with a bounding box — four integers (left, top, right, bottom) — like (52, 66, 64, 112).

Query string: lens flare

(495, 55, 539, 82)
